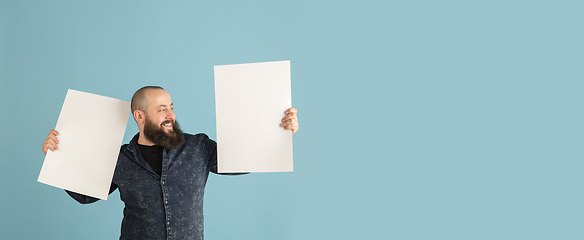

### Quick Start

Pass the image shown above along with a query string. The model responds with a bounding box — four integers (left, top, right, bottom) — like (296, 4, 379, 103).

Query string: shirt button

(165, 200, 168, 204)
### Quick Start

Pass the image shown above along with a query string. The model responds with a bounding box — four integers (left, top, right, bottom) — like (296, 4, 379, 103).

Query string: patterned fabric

(66, 133, 243, 240)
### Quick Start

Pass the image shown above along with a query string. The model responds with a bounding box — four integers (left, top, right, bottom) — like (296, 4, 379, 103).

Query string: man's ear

(134, 110, 145, 124)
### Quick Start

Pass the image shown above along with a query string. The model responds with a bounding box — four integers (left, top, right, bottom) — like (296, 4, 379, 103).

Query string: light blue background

(1, 0, 583, 239)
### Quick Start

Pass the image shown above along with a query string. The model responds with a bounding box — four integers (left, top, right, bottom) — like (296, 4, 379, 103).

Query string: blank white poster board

(38, 89, 130, 200)
(214, 60, 293, 173)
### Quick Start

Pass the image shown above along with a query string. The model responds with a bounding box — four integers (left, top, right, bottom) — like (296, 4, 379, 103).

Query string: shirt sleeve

(65, 182, 118, 204)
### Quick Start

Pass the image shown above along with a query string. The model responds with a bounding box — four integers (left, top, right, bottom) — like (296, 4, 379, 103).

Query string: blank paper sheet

(38, 89, 130, 200)
(214, 60, 293, 173)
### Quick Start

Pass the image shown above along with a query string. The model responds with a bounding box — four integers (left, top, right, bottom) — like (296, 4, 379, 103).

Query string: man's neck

(137, 132, 156, 146)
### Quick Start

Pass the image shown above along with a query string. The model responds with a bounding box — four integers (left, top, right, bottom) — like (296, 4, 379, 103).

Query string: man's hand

(280, 108, 299, 135)
(42, 130, 60, 155)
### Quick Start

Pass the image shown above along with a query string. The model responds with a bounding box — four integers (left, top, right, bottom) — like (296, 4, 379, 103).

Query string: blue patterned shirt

(67, 133, 242, 240)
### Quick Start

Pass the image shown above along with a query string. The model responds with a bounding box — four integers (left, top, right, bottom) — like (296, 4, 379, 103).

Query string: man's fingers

(42, 130, 60, 155)
(285, 108, 297, 115)
(282, 121, 298, 129)
(284, 123, 299, 135)
(280, 119, 297, 127)
(42, 142, 57, 155)
(281, 113, 298, 122)
(285, 119, 297, 125)
(46, 130, 60, 144)
(281, 108, 299, 135)
(44, 139, 58, 150)
(282, 108, 298, 123)
(46, 135, 59, 144)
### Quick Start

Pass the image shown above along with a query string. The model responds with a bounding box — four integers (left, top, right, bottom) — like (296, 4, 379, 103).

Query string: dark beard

(143, 117, 185, 150)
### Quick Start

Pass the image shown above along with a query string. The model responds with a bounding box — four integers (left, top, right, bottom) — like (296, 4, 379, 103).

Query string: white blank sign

(38, 89, 130, 200)
(214, 60, 293, 173)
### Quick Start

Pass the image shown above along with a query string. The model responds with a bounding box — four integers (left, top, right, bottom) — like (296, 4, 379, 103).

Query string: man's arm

(65, 183, 118, 204)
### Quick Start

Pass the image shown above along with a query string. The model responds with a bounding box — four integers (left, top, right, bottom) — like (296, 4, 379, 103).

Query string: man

(41, 86, 299, 240)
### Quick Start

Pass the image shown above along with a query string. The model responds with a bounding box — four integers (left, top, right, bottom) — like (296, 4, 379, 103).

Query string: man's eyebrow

(158, 103, 174, 108)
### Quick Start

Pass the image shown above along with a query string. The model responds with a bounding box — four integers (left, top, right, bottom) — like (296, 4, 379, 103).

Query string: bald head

(131, 86, 180, 146)
(131, 86, 165, 115)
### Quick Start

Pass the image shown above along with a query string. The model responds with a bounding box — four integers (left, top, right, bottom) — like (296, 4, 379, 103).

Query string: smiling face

(144, 89, 175, 133)
(135, 88, 184, 149)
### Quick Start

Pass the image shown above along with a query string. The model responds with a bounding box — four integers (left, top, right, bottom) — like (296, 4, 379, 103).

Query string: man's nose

(166, 109, 175, 119)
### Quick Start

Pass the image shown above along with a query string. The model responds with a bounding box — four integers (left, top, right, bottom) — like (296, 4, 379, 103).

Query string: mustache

(161, 119, 175, 126)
